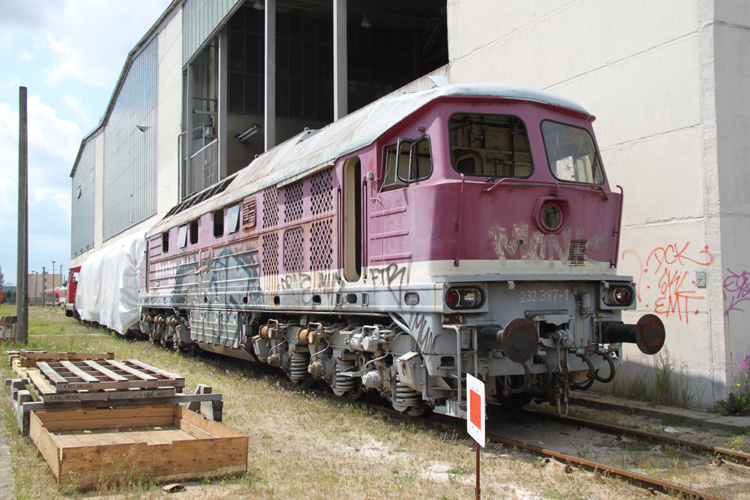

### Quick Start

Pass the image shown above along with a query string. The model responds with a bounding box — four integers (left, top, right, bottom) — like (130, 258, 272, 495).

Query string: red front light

(446, 289, 460, 308)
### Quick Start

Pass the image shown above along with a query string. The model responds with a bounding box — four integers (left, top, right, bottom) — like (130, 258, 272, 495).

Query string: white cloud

(40, 0, 171, 87)
(32, 188, 71, 216)
(19, 50, 35, 62)
(0, 103, 18, 215)
(63, 94, 90, 124)
(27, 95, 82, 163)
(0, 76, 22, 90)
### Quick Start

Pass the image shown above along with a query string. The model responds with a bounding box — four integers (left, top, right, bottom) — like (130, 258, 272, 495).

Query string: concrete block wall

(446, 0, 747, 407)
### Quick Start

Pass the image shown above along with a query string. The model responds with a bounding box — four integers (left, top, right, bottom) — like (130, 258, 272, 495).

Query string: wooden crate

(29, 405, 248, 489)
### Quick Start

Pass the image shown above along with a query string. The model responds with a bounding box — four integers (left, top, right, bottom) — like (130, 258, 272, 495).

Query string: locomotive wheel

(406, 403, 432, 417)
(345, 382, 366, 401)
(495, 392, 534, 408)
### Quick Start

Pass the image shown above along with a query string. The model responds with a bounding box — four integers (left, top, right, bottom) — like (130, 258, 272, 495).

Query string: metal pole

(16, 86, 28, 343)
(475, 441, 481, 500)
(52, 260, 56, 304)
(41, 267, 45, 307)
(264, 0, 276, 150)
(333, 0, 347, 119)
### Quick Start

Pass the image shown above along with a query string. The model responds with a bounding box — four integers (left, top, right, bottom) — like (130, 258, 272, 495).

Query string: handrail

(482, 176, 610, 200)
(611, 185, 624, 267)
(442, 323, 478, 413)
(454, 173, 465, 267)
(482, 177, 560, 195)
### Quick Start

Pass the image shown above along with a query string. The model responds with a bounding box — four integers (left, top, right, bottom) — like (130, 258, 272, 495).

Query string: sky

(0, 0, 172, 287)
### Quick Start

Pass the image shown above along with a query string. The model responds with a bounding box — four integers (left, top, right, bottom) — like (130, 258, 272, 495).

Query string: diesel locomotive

(138, 83, 665, 418)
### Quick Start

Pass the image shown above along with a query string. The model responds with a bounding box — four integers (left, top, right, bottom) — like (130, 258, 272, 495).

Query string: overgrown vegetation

(716, 354, 750, 416)
(608, 350, 696, 408)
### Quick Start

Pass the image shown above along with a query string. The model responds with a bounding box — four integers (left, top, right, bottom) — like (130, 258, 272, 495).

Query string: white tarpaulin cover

(76, 233, 145, 334)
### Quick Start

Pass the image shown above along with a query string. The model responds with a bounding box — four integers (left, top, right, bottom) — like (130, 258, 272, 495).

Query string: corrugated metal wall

(71, 140, 96, 257)
(183, 0, 243, 66)
(102, 37, 159, 241)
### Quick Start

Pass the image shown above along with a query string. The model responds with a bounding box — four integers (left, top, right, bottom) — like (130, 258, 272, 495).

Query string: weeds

(717, 353, 750, 415)
(609, 349, 695, 408)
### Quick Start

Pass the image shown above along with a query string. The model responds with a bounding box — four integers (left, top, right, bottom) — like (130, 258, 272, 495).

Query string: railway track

(513, 406, 750, 468)
(303, 389, 728, 500)
(180, 350, 736, 499)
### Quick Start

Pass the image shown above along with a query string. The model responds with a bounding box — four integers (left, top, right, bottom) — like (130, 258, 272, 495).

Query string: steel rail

(310, 391, 723, 500)
(515, 407, 750, 467)
(482, 431, 722, 500)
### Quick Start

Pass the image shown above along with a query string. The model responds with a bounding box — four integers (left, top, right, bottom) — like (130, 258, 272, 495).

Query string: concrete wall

(446, 0, 740, 407)
(715, 1, 750, 387)
(157, 8, 183, 219)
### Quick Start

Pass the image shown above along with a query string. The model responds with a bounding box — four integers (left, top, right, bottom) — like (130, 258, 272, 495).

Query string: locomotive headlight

(445, 287, 484, 309)
(613, 287, 632, 305)
(601, 284, 636, 308)
(541, 203, 563, 231)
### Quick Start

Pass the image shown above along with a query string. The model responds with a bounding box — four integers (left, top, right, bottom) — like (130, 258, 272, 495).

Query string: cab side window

(381, 135, 432, 188)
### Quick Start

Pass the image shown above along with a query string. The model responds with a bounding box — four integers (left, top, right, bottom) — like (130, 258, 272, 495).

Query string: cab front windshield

(450, 113, 532, 178)
(542, 120, 603, 185)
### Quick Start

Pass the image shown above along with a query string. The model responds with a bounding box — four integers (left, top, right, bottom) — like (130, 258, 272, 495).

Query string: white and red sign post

(467, 373, 485, 500)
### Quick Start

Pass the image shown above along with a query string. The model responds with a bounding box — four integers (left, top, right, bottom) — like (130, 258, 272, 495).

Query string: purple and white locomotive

(140, 83, 665, 417)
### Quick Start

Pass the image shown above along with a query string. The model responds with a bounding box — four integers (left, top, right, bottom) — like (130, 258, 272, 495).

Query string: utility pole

(41, 267, 46, 307)
(52, 260, 56, 304)
(16, 86, 28, 342)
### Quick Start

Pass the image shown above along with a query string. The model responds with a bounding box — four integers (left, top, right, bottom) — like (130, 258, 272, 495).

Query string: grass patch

(609, 350, 697, 408)
(0, 306, 648, 499)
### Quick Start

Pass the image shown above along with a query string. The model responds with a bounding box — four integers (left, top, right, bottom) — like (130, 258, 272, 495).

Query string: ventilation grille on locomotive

(569, 240, 587, 266)
(262, 187, 279, 228)
(283, 227, 304, 273)
(284, 180, 304, 223)
(242, 197, 256, 229)
(310, 168, 334, 215)
(310, 219, 333, 270)
(262, 233, 279, 275)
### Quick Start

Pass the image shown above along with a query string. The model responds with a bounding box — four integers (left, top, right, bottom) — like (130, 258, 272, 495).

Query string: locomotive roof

(149, 83, 591, 236)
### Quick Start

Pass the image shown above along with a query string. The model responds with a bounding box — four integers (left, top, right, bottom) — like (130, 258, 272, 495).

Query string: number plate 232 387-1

(519, 289, 569, 304)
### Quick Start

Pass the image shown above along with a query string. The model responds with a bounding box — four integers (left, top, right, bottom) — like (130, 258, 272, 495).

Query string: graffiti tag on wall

(723, 269, 750, 316)
(622, 242, 714, 324)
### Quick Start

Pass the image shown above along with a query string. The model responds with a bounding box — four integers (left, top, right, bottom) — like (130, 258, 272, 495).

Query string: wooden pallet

(28, 360, 185, 403)
(7, 350, 115, 368)
(7, 378, 224, 435)
(29, 404, 248, 489)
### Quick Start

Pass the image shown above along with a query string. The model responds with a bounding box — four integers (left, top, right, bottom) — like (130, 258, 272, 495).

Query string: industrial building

(70, 0, 750, 408)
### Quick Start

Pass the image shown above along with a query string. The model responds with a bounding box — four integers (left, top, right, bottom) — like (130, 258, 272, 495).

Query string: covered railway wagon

(139, 83, 665, 418)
